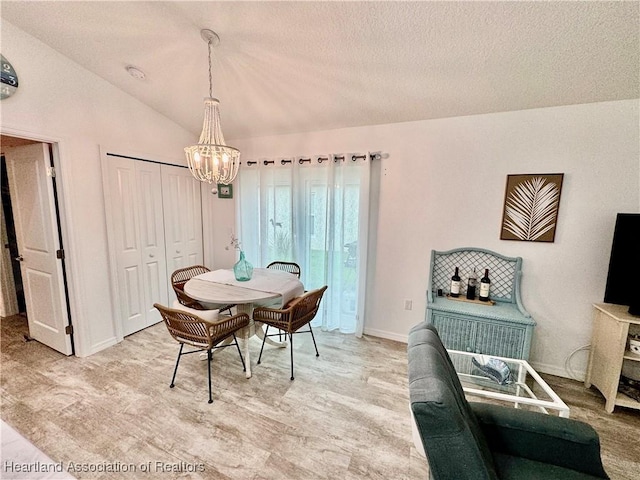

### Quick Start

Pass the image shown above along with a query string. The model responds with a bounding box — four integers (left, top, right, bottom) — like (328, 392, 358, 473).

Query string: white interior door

(161, 164, 203, 300)
(107, 157, 168, 336)
(5, 144, 73, 355)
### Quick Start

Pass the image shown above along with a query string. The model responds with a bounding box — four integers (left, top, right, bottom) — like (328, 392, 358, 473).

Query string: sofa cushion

(492, 453, 608, 480)
(408, 322, 498, 480)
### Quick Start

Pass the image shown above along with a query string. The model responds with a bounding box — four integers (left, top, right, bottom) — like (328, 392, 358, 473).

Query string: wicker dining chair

(253, 286, 328, 380)
(170, 265, 234, 315)
(154, 303, 249, 404)
(266, 261, 301, 278)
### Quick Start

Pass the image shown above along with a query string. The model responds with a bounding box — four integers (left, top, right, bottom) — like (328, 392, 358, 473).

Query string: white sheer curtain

(237, 153, 371, 335)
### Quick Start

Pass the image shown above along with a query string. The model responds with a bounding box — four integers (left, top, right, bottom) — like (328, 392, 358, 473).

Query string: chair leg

(233, 333, 246, 372)
(290, 333, 294, 381)
(257, 325, 269, 365)
(309, 324, 320, 357)
(170, 343, 184, 388)
(207, 348, 213, 404)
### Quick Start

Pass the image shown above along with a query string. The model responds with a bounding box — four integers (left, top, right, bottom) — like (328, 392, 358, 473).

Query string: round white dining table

(184, 268, 304, 378)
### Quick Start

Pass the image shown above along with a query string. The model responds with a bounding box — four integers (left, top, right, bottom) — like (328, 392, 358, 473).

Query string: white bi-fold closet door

(103, 153, 203, 337)
(161, 165, 204, 288)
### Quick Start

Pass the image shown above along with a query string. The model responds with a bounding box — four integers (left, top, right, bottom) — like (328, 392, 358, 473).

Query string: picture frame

(217, 183, 233, 199)
(500, 173, 564, 243)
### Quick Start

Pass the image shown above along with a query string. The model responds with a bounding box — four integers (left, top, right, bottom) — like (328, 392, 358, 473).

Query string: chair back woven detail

(289, 286, 326, 331)
(266, 261, 301, 279)
(254, 286, 327, 333)
(155, 303, 249, 348)
(165, 311, 210, 348)
(171, 265, 211, 310)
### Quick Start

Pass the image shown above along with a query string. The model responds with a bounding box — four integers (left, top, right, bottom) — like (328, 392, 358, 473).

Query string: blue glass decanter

(233, 251, 253, 281)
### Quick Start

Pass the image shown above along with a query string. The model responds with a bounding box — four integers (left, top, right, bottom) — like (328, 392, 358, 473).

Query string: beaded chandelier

(184, 29, 240, 185)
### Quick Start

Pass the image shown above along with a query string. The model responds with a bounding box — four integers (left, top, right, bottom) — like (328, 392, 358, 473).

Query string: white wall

(0, 20, 195, 355)
(231, 99, 640, 379)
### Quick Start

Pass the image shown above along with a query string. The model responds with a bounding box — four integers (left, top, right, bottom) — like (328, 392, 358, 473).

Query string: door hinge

(65, 325, 73, 335)
(56, 249, 65, 260)
(46, 166, 56, 177)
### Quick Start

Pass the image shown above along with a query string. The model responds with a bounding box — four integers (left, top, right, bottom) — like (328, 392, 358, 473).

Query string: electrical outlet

(404, 299, 413, 311)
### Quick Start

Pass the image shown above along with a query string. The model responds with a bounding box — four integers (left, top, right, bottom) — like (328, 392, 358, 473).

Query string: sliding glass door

(238, 154, 371, 334)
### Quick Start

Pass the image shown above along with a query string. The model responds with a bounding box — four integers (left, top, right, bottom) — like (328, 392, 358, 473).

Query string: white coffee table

(447, 349, 570, 417)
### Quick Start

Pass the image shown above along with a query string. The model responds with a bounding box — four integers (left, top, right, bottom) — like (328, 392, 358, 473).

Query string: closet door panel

(135, 162, 168, 331)
(108, 157, 146, 335)
(124, 266, 142, 319)
(161, 165, 203, 301)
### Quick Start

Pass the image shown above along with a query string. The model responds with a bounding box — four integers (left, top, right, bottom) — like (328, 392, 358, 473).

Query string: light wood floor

(1, 315, 638, 479)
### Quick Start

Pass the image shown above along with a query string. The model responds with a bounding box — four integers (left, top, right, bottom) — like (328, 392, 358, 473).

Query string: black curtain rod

(242, 152, 383, 166)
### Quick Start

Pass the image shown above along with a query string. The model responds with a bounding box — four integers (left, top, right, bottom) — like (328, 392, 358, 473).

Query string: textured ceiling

(2, 1, 638, 140)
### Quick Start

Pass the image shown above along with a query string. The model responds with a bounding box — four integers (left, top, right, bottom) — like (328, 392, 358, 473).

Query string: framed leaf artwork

(500, 174, 564, 242)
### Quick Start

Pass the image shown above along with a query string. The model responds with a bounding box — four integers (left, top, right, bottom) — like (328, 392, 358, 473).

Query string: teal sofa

(408, 322, 609, 480)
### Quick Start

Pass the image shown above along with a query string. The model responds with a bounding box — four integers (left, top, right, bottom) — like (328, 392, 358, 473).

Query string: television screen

(604, 213, 640, 316)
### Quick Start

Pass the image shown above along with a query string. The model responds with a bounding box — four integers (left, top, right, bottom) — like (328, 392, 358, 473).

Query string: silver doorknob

(176, 250, 181, 254)
(14, 255, 24, 262)
(149, 254, 155, 258)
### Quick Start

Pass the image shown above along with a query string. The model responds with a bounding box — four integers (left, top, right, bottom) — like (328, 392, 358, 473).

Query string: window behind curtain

(238, 155, 370, 334)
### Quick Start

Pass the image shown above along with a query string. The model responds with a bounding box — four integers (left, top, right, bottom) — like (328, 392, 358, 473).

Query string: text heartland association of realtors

(2, 460, 206, 474)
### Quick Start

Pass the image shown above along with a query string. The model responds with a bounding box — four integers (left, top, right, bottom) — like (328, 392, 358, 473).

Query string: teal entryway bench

(425, 247, 535, 360)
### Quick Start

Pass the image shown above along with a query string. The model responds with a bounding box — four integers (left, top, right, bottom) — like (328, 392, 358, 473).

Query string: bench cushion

(492, 454, 608, 480)
(471, 403, 609, 478)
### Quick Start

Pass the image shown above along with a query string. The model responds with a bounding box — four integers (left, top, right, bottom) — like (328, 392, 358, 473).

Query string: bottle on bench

(466, 268, 477, 300)
(450, 267, 461, 297)
(479, 269, 491, 302)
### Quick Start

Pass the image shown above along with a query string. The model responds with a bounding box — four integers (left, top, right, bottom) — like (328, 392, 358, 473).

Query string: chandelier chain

(207, 39, 213, 98)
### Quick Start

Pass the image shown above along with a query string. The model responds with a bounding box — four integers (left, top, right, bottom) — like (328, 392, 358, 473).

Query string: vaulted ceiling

(2, 1, 638, 140)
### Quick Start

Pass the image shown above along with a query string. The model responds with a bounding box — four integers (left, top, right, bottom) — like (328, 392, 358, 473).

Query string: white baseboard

(87, 337, 118, 357)
(362, 327, 408, 344)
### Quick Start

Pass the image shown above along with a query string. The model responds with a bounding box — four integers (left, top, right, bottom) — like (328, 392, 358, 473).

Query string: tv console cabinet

(425, 248, 535, 360)
(585, 303, 640, 413)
